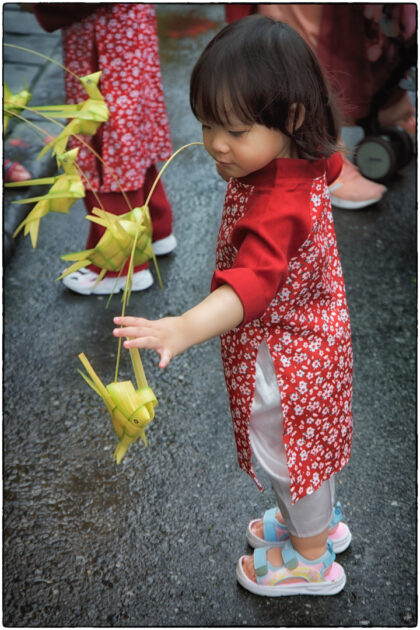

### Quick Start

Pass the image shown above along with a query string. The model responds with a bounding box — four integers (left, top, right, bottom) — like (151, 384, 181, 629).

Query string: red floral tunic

(211, 154, 353, 503)
(62, 3, 172, 192)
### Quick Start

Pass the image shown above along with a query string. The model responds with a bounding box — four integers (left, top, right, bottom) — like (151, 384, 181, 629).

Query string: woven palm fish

(6, 148, 85, 248)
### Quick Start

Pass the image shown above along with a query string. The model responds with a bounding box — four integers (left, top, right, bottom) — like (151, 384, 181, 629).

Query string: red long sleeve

(211, 154, 342, 324)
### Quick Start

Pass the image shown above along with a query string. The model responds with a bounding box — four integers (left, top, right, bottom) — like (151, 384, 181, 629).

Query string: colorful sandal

(236, 540, 346, 597)
(246, 502, 352, 554)
(328, 503, 352, 553)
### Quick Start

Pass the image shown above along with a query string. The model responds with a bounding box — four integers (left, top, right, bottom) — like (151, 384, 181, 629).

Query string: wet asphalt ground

(3, 4, 417, 628)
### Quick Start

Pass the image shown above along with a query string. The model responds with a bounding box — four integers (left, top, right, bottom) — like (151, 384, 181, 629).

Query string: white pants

(249, 341, 335, 538)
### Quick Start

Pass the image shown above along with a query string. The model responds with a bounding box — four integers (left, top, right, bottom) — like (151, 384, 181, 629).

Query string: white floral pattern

(62, 3, 172, 192)
(217, 172, 353, 502)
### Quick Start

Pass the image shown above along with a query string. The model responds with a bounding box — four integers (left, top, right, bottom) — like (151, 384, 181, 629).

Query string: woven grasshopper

(31, 71, 109, 160)
(56, 143, 203, 291)
(6, 148, 85, 248)
(3, 44, 204, 462)
(78, 348, 157, 463)
(56, 203, 161, 291)
(4, 82, 32, 132)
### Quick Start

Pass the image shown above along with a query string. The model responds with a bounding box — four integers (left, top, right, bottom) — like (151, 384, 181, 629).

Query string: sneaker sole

(91, 277, 126, 295)
(62, 271, 153, 295)
(91, 274, 154, 294)
(62, 276, 124, 295)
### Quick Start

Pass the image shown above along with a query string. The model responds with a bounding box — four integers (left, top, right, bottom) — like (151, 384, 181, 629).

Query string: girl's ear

(287, 103, 305, 134)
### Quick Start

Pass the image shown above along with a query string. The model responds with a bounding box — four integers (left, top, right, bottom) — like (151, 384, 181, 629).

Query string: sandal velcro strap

(282, 540, 299, 570)
(254, 547, 269, 578)
(330, 502, 343, 527)
(281, 540, 336, 577)
(262, 507, 283, 542)
(252, 540, 337, 587)
(319, 541, 336, 577)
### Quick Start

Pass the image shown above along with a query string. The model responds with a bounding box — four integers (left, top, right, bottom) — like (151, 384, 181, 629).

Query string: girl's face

(201, 113, 294, 180)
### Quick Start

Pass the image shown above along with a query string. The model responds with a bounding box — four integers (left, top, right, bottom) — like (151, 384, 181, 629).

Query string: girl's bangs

(192, 64, 256, 126)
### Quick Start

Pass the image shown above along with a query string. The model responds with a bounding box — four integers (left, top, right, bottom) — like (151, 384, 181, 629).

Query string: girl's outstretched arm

(113, 284, 244, 368)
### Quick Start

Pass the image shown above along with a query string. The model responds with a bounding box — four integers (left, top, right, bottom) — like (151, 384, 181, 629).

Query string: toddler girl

(113, 15, 353, 597)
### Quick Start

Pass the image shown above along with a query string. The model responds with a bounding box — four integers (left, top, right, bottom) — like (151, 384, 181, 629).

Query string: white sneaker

(152, 233, 177, 256)
(62, 267, 153, 295)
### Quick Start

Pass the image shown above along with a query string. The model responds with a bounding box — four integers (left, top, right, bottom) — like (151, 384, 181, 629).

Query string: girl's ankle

(289, 530, 329, 561)
(294, 545, 327, 562)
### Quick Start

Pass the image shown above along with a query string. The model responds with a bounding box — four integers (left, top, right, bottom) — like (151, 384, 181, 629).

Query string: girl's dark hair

(190, 15, 341, 159)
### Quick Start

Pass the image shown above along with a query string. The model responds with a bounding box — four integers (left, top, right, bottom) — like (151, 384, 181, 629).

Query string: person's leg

(243, 341, 336, 583)
(242, 489, 333, 584)
(378, 89, 416, 135)
(143, 164, 173, 242)
(84, 163, 175, 276)
(242, 473, 335, 582)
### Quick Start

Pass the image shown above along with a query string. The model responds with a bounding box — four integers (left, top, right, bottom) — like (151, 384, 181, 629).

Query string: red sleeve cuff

(211, 267, 281, 326)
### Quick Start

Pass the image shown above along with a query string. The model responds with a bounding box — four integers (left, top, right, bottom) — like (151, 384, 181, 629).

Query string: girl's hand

(113, 285, 244, 369)
(113, 315, 188, 369)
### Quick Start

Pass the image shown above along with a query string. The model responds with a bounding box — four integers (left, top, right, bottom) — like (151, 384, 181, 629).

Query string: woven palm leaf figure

(32, 71, 109, 160)
(57, 204, 159, 290)
(6, 148, 85, 248)
(78, 348, 157, 463)
(4, 82, 32, 132)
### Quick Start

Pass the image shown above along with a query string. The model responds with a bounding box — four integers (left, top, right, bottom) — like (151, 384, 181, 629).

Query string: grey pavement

(3, 4, 417, 628)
